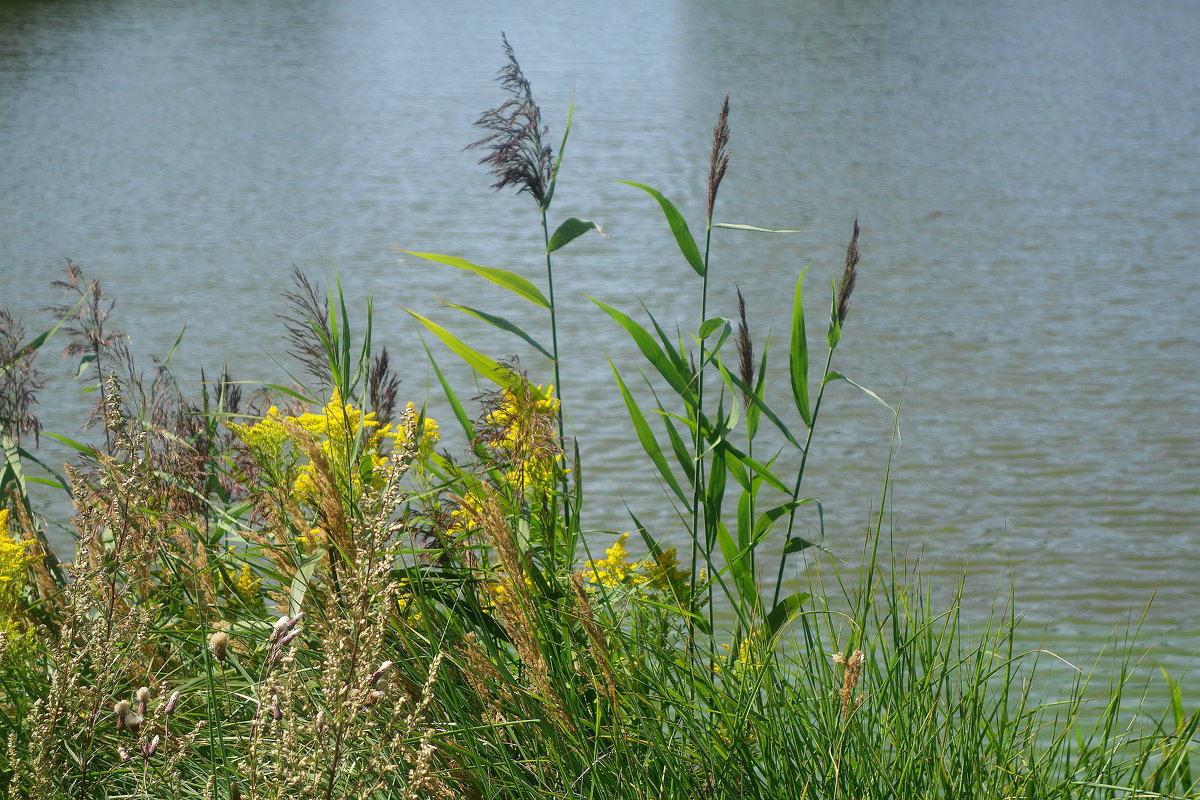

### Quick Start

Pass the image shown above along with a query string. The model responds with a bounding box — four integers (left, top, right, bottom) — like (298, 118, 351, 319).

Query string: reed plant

(0, 37, 1195, 800)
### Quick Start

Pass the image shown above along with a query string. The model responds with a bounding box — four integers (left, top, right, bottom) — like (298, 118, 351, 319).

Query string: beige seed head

(208, 631, 230, 662)
(114, 699, 131, 728)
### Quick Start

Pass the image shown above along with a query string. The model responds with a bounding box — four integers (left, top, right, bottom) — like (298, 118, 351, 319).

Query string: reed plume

(281, 267, 334, 387)
(707, 95, 731, 221)
(0, 310, 45, 445)
(836, 220, 861, 325)
(735, 287, 754, 409)
(468, 34, 554, 209)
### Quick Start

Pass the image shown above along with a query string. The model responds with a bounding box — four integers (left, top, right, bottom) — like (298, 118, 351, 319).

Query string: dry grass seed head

(833, 649, 865, 719)
(836, 220, 861, 325)
(707, 94, 731, 221)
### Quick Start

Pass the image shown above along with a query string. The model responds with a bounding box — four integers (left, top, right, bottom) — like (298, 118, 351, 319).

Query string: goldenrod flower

(0, 509, 36, 648)
(580, 534, 645, 589)
(228, 389, 439, 508)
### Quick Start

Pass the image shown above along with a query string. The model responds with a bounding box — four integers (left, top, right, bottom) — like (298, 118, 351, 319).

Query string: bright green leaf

(403, 309, 513, 388)
(404, 251, 550, 308)
(790, 268, 812, 427)
(547, 217, 603, 253)
(618, 181, 706, 276)
(441, 301, 554, 361)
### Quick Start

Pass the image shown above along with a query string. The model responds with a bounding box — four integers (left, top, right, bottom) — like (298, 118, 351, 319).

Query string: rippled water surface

(3, 0, 1198, 671)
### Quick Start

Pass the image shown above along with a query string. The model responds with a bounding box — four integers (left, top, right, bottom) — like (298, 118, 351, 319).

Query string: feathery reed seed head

(836, 220, 861, 324)
(736, 288, 754, 408)
(834, 649, 865, 719)
(468, 34, 555, 209)
(707, 95, 731, 220)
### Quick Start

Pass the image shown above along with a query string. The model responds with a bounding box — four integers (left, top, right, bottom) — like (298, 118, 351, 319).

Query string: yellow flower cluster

(229, 389, 439, 504)
(579, 534, 691, 601)
(289, 387, 392, 501)
(0, 509, 36, 651)
(581, 534, 643, 588)
(227, 409, 290, 463)
(486, 383, 560, 491)
(397, 401, 440, 463)
(233, 562, 262, 607)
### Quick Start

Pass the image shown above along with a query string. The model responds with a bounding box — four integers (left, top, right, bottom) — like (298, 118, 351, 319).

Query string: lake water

(2, 0, 1198, 676)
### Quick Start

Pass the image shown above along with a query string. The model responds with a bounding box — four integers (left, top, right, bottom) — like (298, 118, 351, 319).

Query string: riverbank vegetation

(1, 39, 1196, 800)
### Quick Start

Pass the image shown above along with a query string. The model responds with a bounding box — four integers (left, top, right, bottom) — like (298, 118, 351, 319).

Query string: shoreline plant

(0, 37, 1195, 799)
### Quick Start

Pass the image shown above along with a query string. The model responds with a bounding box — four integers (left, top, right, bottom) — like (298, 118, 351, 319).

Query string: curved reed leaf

(618, 181, 706, 277)
(441, 300, 554, 361)
(790, 268, 812, 427)
(403, 308, 513, 388)
(546, 217, 603, 253)
(590, 297, 695, 402)
(404, 251, 550, 308)
(709, 222, 810, 233)
(611, 364, 689, 506)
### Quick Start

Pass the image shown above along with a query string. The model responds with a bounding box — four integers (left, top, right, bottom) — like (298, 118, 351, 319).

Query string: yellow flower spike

(0, 509, 37, 653)
(227, 406, 290, 462)
(581, 533, 646, 589)
(395, 402, 440, 463)
(234, 563, 261, 606)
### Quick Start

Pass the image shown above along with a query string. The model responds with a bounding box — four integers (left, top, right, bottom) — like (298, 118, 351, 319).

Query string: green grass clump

(0, 38, 1196, 800)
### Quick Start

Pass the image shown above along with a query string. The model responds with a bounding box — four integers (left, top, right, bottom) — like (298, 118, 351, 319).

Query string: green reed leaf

(746, 339, 770, 439)
(657, 394, 696, 487)
(542, 97, 574, 211)
(827, 285, 842, 349)
(441, 300, 554, 361)
(715, 519, 754, 608)
(423, 341, 477, 447)
(13, 442, 70, 496)
(753, 498, 813, 540)
(73, 353, 96, 380)
(707, 443, 727, 519)
(737, 488, 753, 550)
(259, 383, 317, 404)
(641, 300, 693, 379)
(403, 309, 513, 388)
(720, 442, 790, 494)
(825, 371, 895, 412)
(405, 251, 550, 308)
(43, 431, 97, 456)
(710, 222, 810, 233)
(783, 535, 817, 555)
(547, 217, 603, 253)
(765, 592, 812, 639)
(618, 181, 706, 276)
(591, 297, 695, 402)
(612, 365, 689, 506)
(698, 316, 731, 340)
(727, 449, 751, 493)
(790, 267, 812, 427)
(718, 363, 802, 450)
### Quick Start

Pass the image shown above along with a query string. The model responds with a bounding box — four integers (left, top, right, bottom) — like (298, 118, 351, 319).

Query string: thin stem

(698, 225, 715, 649)
(772, 345, 835, 608)
(541, 211, 570, 562)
